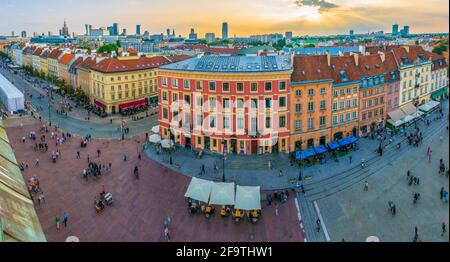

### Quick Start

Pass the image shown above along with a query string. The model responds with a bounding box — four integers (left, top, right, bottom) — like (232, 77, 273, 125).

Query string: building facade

(158, 55, 292, 154)
(290, 55, 333, 151)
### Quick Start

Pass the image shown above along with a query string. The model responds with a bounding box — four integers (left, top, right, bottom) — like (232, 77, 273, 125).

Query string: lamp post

(222, 140, 227, 182)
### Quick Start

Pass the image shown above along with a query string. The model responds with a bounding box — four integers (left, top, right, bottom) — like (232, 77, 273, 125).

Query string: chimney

(351, 52, 359, 66)
(378, 51, 385, 62)
(403, 45, 410, 53)
(326, 51, 331, 66)
(290, 53, 295, 69)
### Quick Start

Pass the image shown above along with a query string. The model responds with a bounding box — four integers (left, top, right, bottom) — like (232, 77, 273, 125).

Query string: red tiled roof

(357, 54, 386, 77)
(58, 53, 76, 65)
(70, 57, 84, 69)
(40, 50, 51, 58)
(383, 51, 400, 82)
(424, 51, 448, 70)
(33, 48, 43, 56)
(48, 49, 63, 59)
(90, 55, 191, 73)
(77, 57, 96, 70)
(329, 55, 360, 84)
(291, 55, 332, 82)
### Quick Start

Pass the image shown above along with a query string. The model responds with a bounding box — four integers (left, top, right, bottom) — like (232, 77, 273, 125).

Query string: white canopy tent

(418, 100, 440, 112)
(0, 73, 24, 113)
(387, 119, 404, 127)
(184, 177, 212, 203)
(148, 134, 161, 143)
(234, 185, 261, 211)
(209, 182, 235, 206)
(160, 139, 174, 149)
(411, 110, 424, 118)
(151, 125, 159, 133)
(403, 114, 415, 123)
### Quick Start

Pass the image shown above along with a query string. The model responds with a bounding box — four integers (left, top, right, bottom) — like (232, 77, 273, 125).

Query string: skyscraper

(166, 28, 171, 37)
(85, 24, 91, 36)
(136, 25, 141, 35)
(392, 24, 399, 36)
(402, 26, 409, 35)
(189, 28, 197, 40)
(222, 22, 228, 40)
(112, 23, 119, 36)
(21, 31, 27, 38)
(349, 29, 354, 36)
(122, 29, 127, 36)
(62, 19, 69, 37)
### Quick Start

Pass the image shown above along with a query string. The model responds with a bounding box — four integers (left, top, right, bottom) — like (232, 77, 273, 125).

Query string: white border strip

(314, 200, 331, 242)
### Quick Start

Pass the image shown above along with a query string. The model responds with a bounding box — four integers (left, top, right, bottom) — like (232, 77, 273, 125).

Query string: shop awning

(209, 182, 235, 206)
(94, 100, 106, 109)
(160, 139, 174, 149)
(400, 103, 417, 116)
(403, 114, 415, 123)
(338, 136, 358, 147)
(430, 88, 448, 100)
(234, 185, 261, 211)
(149, 134, 161, 143)
(184, 177, 212, 203)
(387, 119, 404, 127)
(347, 136, 359, 144)
(119, 99, 147, 110)
(296, 148, 316, 160)
(313, 145, 328, 155)
(327, 141, 340, 150)
(388, 108, 406, 122)
(151, 125, 159, 133)
(418, 100, 440, 112)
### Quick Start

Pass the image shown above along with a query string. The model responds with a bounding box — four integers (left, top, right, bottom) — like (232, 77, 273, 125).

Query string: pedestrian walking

(267, 194, 272, 206)
(414, 225, 419, 242)
(416, 176, 420, 185)
(169, 156, 173, 165)
(361, 158, 365, 168)
(97, 149, 101, 158)
(164, 226, 170, 242)
(87, 154, 90, 163)
(275, 204, 279, 216)
(201, 164, 205, 175)
(440, 187, 445, 200)
(123, 153, 128, 162)
(76, 151, 80, 159)
(268, 159, 272, 170)
(349, 155, 352, 164)
(298, 170, 303, 182)
(442, 222, 447, 236)
(316, 219, 321, 232)
(407, 170, 410, 180)
(363, 181, 369, 191)
(138, 152, 141, 161)
(63, 212, 68, 227)
(278, 170, 283, 177)
(55, 215, 61, 230)
(39, 192, 45, 203)
(108, 162, 112, 170)
(35, 158, 39, 167)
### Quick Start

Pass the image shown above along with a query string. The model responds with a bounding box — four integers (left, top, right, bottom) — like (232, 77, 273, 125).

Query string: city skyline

(0, 0, 448, 37)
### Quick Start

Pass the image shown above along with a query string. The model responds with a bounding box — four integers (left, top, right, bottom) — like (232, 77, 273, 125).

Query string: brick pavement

(7, 122, 304, 242)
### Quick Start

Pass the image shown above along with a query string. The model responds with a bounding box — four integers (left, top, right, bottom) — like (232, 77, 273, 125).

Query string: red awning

(119, 99, 147, 110)
(95, 100, 106, 109)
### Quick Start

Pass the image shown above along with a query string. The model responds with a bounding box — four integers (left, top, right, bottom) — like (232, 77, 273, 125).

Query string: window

(380, 96, 384, 104)
(279, 97, 286, 107)
(196, 81, 203, 90)
(340, 89, 345, 96)
(295, 120, 302, 131)
(251, 83, 258, 92)
(184, 95, 190, 104)
(374, 98, 378, 106)
(347, 88, 351, 94)
(279, 116, 286, 128)
(339, 114, 344, 123)
(251, 99, 258, 108)
(353, 99, 358, 107)
(236, 82, 244, 92)
(333, 116, 338, 124)
(395, 84, 399, 92)
(223, 117, 230, 129)
(320, 116, 326, 127)
(368, 100, 373, 107)
(110, 77, 114, 82)
(162, 91, 168, 101)
(210, 116, 216, 128)
(196, 96, 203, 106)
(209, 98, 216, 108)
(308, 102, 314, 112)
(388, 87, 392, 94)
(213, 139, 217, 147)
(279, 81, 286, 91)
(265, 117, 271, 128)
(163, 108, 168, 119)
(346, 113, 350, 122)
(111, 86, 115, 91)
(172, 93, 178, 102)
(223, 98, 230, 108)
(308, 89, 314, 96)
(380, 108, 384, 116)
(320, 100, 326, 110)
(353, 87, 358, 93)
(320, 88, 326, 94)
(209, 82, 216, 91)
(340, 101, 344, 110)
(308, 118, 314, 129)
(237, 98, 244, 109)
(368, 111, 372, 119)
(265, 98, 272, 108)
(346, 100, 351, 108)
(362, 113, 366, 120)
(333, 90, 338, 97)
(197, 115, 203, 126)
(374, 109, 378, 116)
(295, 104, 302, 113)
(162, 78, 168, 86)
(222, 82, 229, 92)
(332, 102, 337, 111)
(237, 117, 244, 129)
(183, 80, 190, 89)
(296, 90, 302, 97)
(265, 82, 272, 91)
(172, 79, 178, 87)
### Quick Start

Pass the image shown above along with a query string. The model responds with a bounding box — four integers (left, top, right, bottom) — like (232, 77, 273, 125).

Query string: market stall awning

(387, 119, 404, 127)
(327, 141, 340, 150)
(209, 182, 235, 206)
(296, 148, 316, 160)
(149, 134, 161, 143)
(418, 100, 440, 112)
(160, 139, 174, 149)
(234, 185, 261, 211)
(337, 136, 358, 147)
(411, 111, 424, 118)
(403, 114, 415, 123)
(388, 108, 406, 122)
(184, 177, 212, 203)
(431, 87, 448, 100)
(400, 103, 417, 116)
(94, 100, 106, 109)
(347, 136, 359, 144)
(119, 99, 147, 110)
(151, 125, 160, 133)
(313, 145, 328, 155)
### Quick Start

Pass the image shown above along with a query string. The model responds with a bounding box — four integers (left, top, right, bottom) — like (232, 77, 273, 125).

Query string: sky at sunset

(0, 0, 448, 37)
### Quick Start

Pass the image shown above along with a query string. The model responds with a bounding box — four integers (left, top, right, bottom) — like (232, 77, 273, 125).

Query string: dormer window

(401, 56, 409, 64)
(365, 65, 370, 70)
(375, 64, 380, 68)
(339, 70, 349, 82)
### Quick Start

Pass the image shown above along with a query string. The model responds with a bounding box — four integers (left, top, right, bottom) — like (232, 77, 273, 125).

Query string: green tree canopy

(98, 44, 119, 54)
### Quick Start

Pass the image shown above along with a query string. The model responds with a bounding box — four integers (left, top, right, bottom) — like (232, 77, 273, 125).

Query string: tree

(98, 44, 119, 54)
(272, 38, 287, 50)
(303, 43, 315, 48)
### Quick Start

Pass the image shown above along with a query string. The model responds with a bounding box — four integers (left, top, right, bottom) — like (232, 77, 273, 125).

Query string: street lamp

(222, 140, 227, 182)
(48, 103, 51, 126)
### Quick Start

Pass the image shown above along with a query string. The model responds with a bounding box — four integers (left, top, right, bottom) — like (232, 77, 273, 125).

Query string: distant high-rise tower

(166, 28, 171, 37)
(402, 26, 409, 35)
(349, 29, 354, 36)
(122, 28, 127, 36)
(11, 31, 15, 37)
(222, 22, 228, 40)
(136, 25, 141, 35)
(85, 24, 91, 35)
(62, 19, 69, 37)
(21, 30, 27, 38)
(392, 24, 399, 36)
(112, 23, 119, 36)
(189, 28, 197, 40)
(172, 29, 175, 37)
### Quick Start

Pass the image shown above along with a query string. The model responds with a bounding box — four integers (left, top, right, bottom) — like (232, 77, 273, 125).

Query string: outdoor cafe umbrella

(209, 182, 235, 206)
(149, 134, 161, 144)
(184, 177, 213, 203)
(151, 125, 160, 133)
(234, 185, 261, 211)
(160, 139, 174, 149)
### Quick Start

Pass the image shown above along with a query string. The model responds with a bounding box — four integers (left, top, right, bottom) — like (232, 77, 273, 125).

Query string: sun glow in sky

(0, 0, 448, 36)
